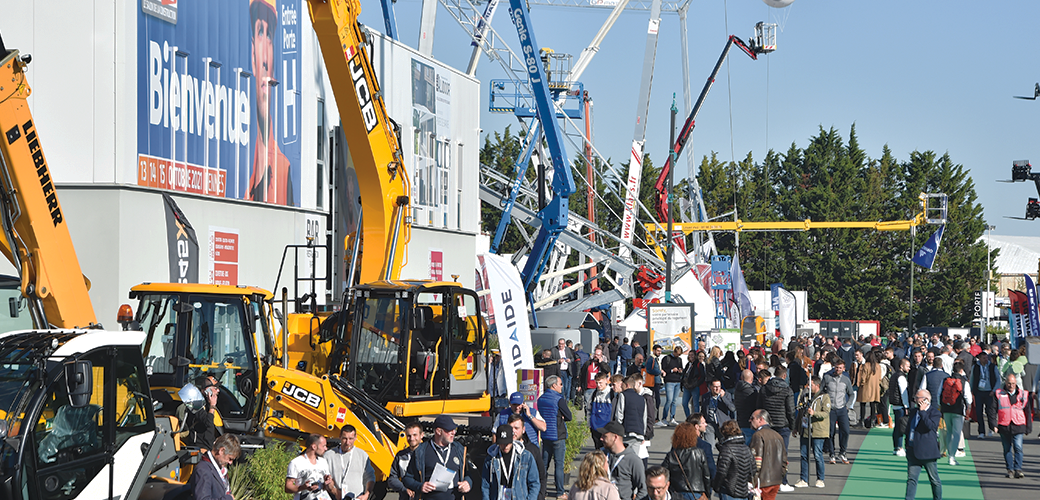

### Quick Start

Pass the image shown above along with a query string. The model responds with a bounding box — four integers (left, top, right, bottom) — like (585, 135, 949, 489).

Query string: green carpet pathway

(838, 427, 985, 500)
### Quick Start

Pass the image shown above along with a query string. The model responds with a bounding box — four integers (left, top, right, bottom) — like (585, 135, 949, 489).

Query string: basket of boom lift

(1013, 160, 1032, 181)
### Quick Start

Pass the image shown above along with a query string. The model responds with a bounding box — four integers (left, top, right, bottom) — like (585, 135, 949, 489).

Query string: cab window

(186, 296, 253, 418)
(34, 351, 107, 500)
(447, 292, 486, 396)
(138, 294, 180, 376)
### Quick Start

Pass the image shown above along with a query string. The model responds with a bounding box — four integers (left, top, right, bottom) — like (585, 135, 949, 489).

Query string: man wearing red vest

(986, 373, 1034, 478)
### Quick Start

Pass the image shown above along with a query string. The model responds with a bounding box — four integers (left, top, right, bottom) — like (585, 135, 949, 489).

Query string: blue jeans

(905, 458, 941, 500)
(543, 438, 566, 496)
(741, 427, 755, 446)
(561, 372, 573, 401)
(892, 407, 906, 450)
(829, 407, 850, 456)
(584, 388, 595, 407)
(683, 387, 701, 418)
(665, 382, 682, 420)
(719, 494, 748, 500)
(776, 427, 791, 484)
(800, 436, 826, 482)
(1001, 432, 1025, 472)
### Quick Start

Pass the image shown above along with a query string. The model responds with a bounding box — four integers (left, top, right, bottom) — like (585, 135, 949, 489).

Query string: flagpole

(909, 225, 915, 337)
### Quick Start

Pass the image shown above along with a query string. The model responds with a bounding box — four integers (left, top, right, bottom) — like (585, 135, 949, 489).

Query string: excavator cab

(129, 283, 273, 433)
(346, 281, 489, 416)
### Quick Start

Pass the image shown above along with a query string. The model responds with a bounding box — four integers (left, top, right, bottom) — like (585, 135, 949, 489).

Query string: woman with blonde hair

(568, 451, 620, 500)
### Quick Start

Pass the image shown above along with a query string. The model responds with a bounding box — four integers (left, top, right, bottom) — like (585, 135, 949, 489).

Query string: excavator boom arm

(0, 45, 96, 329)
(308, 0, 410, 283)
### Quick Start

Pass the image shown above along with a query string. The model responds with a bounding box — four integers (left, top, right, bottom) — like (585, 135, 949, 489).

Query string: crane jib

(7, 119, 63, 227)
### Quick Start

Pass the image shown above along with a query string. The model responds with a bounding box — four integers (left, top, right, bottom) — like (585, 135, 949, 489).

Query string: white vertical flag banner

(778, 286, 797, 348)
(481, 253, 535, 395)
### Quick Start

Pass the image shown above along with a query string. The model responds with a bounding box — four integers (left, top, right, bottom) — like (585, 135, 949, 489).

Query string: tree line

(479, 124, 994, 333)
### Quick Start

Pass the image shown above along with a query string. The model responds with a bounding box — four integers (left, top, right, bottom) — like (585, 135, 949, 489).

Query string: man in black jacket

(758, 366, 796, 491)
(700, 379, 735, 447)
(734, 369, 759, 445)
(661, 346, 685, 426)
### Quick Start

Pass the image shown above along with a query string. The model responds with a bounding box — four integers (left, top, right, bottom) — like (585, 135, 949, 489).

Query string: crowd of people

(194, 332, 1036, 500)
(487, 332, 1037, 500)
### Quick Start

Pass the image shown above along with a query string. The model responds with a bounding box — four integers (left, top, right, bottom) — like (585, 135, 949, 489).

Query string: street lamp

(984, 224, 996, 342)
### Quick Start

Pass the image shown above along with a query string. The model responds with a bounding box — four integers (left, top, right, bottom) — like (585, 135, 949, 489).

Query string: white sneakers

(955, 450, 966, 458)
(654, 421, 668, 428)
(895, 448, 906, 457)
(949, 458, 958, 466)
(815, 481, 825, 488)
(669, 418, 679, 426)
(793, 481, 809, 488)
(779, 484, 794, 492)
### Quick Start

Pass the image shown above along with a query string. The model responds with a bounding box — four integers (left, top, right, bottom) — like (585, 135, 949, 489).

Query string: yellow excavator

(122, 0, 490, 483)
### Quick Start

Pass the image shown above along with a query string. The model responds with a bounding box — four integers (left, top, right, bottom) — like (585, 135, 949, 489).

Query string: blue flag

(1026, 275, 1040, 337)
(912, 225, 945, 269)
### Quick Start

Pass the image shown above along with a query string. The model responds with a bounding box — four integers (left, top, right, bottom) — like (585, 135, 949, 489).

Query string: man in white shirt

(938, 346, 955, 374)
(286, 434, 336, 500)
(328, 425, 376, 500)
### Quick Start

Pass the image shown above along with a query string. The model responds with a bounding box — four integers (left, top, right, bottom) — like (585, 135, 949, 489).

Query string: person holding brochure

(403, 416, 473, 500)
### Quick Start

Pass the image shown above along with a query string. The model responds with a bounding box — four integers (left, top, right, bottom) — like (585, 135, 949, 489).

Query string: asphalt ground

(569, 418, 1040, 499)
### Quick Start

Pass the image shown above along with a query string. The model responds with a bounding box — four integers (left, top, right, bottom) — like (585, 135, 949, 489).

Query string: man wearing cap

(597, 421, 647, 500)
(403, 416, 473, 500)
(482, 425, 540, 500)
(538, 376, 572, 498)
(498, 392, 547, 445)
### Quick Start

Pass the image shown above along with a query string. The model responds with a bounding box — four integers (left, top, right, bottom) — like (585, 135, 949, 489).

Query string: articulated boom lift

(653, 28, 768, 223)
(507, 0, 577, 301)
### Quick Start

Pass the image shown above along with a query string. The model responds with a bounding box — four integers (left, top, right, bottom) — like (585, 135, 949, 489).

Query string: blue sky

(357, 0, 1040, 237)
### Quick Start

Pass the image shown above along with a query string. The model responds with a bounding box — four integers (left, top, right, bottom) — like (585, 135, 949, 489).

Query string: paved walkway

(574, 419, 1039, 499)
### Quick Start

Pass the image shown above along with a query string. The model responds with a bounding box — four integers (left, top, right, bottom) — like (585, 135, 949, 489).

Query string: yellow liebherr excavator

(127, 0, 489, 481)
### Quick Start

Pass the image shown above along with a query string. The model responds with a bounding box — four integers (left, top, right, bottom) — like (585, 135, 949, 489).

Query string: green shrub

(228, 463, 252, 500)
(247, 440, 299, 500)
(563, 401, 590, 473)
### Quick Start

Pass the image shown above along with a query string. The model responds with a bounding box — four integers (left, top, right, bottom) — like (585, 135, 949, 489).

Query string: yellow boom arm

(308, 0, 411, 283)
(0, 49, 96, 328)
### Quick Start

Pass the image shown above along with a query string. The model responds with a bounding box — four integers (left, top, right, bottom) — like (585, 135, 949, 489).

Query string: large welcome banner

(137, 0, 302, 206)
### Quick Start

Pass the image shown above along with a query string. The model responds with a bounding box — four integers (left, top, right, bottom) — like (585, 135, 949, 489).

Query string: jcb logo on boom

(281, 382, 321, 408)
(349, 55, 379, 133)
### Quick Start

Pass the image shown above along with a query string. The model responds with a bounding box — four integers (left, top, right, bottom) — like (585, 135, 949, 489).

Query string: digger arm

(308, 0, 411, 283)
(0, 42, 97, 329)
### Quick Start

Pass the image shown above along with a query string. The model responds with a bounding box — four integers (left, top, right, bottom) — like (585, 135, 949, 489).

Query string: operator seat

(38, 404, 102, 464)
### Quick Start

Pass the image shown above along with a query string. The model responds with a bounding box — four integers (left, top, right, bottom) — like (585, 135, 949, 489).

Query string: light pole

(984, 224, 996, 342)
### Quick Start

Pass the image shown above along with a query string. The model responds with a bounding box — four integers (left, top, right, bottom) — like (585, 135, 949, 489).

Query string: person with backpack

(939, 360, 972, 466)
